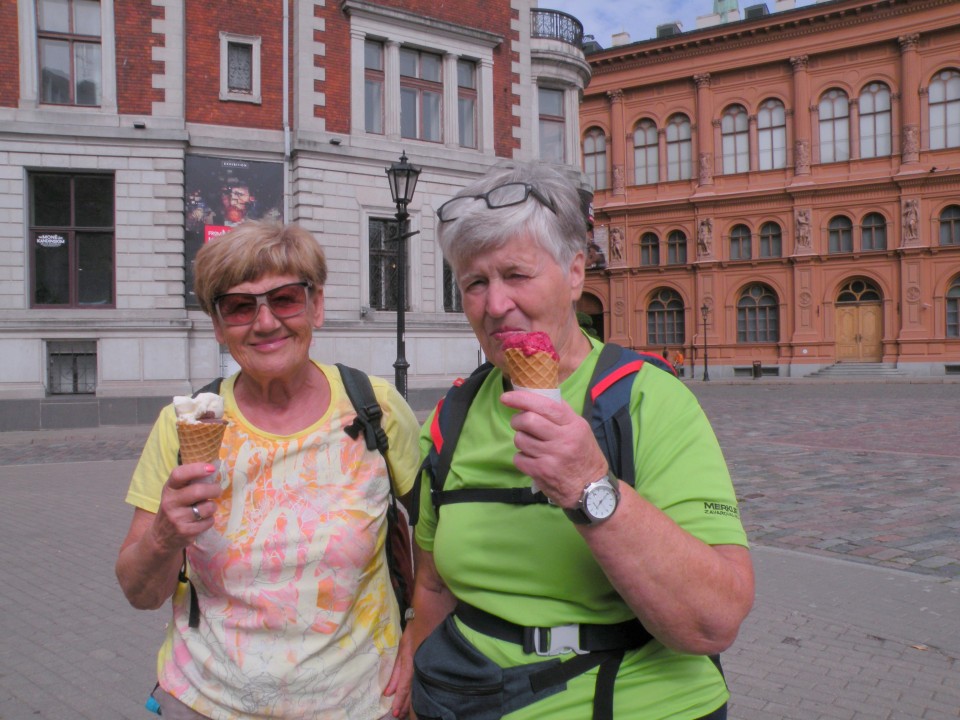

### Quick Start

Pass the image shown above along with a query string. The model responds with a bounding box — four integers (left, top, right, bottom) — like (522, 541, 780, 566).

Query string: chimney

(611, 31, 631, 46)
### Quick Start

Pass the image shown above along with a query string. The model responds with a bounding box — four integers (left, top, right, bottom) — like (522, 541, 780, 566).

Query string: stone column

(849, 98, 860, 160)
(790, 56, 811, 175)
(748, 114, 759, 172)
(898, 34, 921, 164)
(694, 74, 714, 186)
(657, 128, 667, 183)
(608, 89, 626, 195)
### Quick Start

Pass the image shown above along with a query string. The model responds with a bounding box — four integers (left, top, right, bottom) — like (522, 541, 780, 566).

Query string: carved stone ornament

(906, 286, 921, 303)
(697, 218, 713, 258)
(694, 73, 711, 89)
(902, 198, 920, 246)
(795, 139, 810, 174)
(698, 152, 713, 185)
(902, 125, 919, 160)
(614, 299, 626, 316)
(799, 290, 812, 308)
(790, 55, 809, 72)
(795, 208, 812, 248)
(612, 164, 625, 195)
(609, 226, 625, 264)
(898, 34, 919, 52)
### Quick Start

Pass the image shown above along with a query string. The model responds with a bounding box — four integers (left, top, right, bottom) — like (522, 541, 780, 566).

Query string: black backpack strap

(178, 376, 224, 630)
(337, 363, 390, 454)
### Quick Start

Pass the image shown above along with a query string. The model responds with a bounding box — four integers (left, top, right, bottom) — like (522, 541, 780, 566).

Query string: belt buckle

(533, 624, 588, 656)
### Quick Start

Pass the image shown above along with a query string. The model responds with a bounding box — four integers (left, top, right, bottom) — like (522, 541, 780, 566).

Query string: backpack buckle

(527, 624, 588, 656)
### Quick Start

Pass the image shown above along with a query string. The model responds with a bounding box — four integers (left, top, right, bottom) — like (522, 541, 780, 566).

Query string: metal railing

(531, 8, 584, 47)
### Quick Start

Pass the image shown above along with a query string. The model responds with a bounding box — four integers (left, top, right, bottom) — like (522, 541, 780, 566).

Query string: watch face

(585, 485, 618, 520)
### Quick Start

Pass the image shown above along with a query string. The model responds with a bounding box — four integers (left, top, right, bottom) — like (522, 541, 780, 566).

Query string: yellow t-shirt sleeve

(372, 377, 422, 498)
(125, 404, 180, 513)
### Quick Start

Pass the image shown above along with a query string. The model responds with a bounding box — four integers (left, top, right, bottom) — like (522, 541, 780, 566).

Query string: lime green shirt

(415, 339, 747, 719)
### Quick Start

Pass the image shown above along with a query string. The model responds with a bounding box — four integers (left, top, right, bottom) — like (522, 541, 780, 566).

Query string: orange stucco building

(578, 0, 960, 378)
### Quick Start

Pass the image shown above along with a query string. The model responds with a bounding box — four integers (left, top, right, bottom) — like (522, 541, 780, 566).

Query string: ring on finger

(191, 504, 203, 522)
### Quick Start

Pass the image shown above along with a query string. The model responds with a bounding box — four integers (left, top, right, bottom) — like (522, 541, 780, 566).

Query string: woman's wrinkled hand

(151, 463, 223, 552)
(500, 390, 609, 508)
(384, 625, 415, 718)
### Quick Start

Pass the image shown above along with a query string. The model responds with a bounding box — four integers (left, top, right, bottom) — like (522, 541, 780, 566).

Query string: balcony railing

(531, 8, 584, 47)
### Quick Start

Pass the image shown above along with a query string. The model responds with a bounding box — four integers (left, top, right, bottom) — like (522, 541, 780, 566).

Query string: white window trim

(344, 0, 500, 152)
(219, 32, 261, 104)
(18, 0, 117, 113)
(360, 206, 421, 315)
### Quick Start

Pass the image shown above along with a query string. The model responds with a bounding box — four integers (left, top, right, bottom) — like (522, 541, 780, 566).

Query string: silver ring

(191, 504, 202, 522)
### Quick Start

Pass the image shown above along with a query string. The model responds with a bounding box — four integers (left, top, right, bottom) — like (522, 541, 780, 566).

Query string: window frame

(368, 216, 406, 312)
(633, 119, 659, 185)
(947, 276, 960, 338)
(457, 58, 478, 149)
(729, 224, 752, 261)
(828, 215, 854, 254)
(859, 82, 892, 159)
(646, 288, 685, 346)
(667, 230, 687, 265)
(442, 260, 463, 313)
(583, 127, 607, 191)
(929, 69, 960, 151)
(36, 0, 103, 107)
(29, 170, 116, 309)
(759, 222, 782, 258)
(737, 284, 779, 343)
(757, 99, 786, 170)
(219, 32, 261, 104)
(538, 86, 566, 163)
(665, 114, 692, 181)
(47, 340, 97, 395)
(364, 39, 385, 134)
(400, 46, 443, 143)
(640, 232, 660, 267)
(819, 89, 850, 164)
(721, 104, 750, 174)
(860, 212, 887, 252)
(940, 205, 960, 246)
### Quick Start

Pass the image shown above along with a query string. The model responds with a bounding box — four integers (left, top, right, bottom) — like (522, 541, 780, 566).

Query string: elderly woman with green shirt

(116, 221, 420, 720)
(407, 162, 754, 720)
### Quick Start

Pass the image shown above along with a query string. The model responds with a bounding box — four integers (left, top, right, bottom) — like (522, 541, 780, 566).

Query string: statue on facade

(609, 226, 624, 262)
(697, 218, 713, 257)
(902, 199, 919, 245)
(795, 209, 812, 248)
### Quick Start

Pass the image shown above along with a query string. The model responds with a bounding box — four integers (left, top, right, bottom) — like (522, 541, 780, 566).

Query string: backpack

(422, 342, 677, 513)
(175, 366, 415, 631)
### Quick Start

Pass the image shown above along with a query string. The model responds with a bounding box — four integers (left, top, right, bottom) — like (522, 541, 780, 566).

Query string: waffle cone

(504, 348, 559, 389)
(177, 420, 227, 464)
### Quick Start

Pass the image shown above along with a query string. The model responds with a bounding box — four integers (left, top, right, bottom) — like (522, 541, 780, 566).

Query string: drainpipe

(283, 0, 292, 221)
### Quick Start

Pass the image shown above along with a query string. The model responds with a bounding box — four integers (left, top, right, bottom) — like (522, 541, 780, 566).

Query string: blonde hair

(193, 221, 328, 315)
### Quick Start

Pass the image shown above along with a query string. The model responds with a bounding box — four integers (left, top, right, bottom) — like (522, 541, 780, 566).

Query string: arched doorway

(835, 278, 882, 362)
(577, 292, 605, 341)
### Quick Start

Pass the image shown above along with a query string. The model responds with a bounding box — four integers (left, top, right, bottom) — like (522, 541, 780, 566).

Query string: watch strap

(563, 507, 591, 525)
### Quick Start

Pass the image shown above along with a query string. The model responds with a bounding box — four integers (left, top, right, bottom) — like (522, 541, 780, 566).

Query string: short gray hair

(437, 161, 587, 274)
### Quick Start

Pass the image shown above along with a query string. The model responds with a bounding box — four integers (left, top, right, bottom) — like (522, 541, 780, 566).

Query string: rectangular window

(443, 261, 462, 313)
(47, 340, 97, 394)
(539, 87, 565, 163)
(457, 59, 477, 149)
(400, 48, 442, 142)
(219, 33, 261, 103)
(364, 40, 384, 134)
(30, 172, 115, 307)
(369, 218, 407, 311)
(37, 0, 102, 106)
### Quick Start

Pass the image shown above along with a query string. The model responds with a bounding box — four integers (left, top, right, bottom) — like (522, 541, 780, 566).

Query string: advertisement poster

(184, 156, 283, 306)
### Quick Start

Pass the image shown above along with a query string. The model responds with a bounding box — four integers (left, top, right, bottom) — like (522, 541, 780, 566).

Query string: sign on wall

(184, 156, 284, 307)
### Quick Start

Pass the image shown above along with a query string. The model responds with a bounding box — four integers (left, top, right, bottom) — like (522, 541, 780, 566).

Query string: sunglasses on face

(436, 182, 558, 223)
(214, 282, 312, 326)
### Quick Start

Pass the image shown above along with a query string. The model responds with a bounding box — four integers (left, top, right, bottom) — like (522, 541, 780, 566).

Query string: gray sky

(542, 0, 817, 47)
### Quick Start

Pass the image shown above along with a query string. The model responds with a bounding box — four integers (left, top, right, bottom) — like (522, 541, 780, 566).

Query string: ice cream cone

(504, 348, 559, 390)
(177, 420, 227, 464)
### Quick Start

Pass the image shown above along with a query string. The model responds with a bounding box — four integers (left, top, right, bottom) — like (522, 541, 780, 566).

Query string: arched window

(640, 232, 660, 266)
(633, 120, 659, 185)
(583, 128, 607, 191)
(929, 69, 960, 150)
(837, 278, 881, 303)
(940, 205, 960, 246)
(819, 89, 850, 163)
(667, 230, 687, 265)
(729, 224, 752, 261)
(829, 216, 853, 253)
(737, 284, 779, 343)
(859, 82, 891, 158)
(721, 104, 749, 174)
(861, 213, 887, 251)
(947, 276, 960, 338)
(647, 288, 685, 346)
(666, 114, 692, 181)
(759, 222, 782, 258)
(757, 99, 786, 170)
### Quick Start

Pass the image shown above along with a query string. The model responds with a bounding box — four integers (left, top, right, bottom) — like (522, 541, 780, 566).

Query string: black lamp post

(701, 302, 710, 382)
(385, 152, 421, 399)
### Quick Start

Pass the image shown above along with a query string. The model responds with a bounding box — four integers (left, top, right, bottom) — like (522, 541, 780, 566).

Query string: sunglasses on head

(436, 182, 558, 223)
(214, 282, 312, 326)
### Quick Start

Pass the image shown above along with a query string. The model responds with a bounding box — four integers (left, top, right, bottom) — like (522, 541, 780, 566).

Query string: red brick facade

(115, 1, 165, 115)
(0, 1, 19, 108)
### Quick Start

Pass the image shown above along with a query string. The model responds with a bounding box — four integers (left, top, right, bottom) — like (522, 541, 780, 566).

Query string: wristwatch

(563, 475, 621, 525)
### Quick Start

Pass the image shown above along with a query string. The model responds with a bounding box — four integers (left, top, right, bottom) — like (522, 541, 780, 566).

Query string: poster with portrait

(184, 156, 284, 307)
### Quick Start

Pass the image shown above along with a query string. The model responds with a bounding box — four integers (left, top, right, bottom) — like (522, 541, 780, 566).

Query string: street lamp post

(701, 302, 710, 382)
(385, 152, 421, 399)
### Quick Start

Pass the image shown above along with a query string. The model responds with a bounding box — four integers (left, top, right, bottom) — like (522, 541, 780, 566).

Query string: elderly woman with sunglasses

(116, 222, 420, 720)
(407, 162, 754, 720)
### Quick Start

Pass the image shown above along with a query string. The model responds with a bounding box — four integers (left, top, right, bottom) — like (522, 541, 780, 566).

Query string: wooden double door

(836, 303, 882, 362)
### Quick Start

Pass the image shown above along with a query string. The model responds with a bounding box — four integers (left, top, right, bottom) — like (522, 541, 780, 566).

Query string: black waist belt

(455, 601, 653, 657)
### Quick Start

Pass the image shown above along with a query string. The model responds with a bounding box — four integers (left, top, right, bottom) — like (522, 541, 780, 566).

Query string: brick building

(578, 0, 960, 378)
(0, 0, 590, 429)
